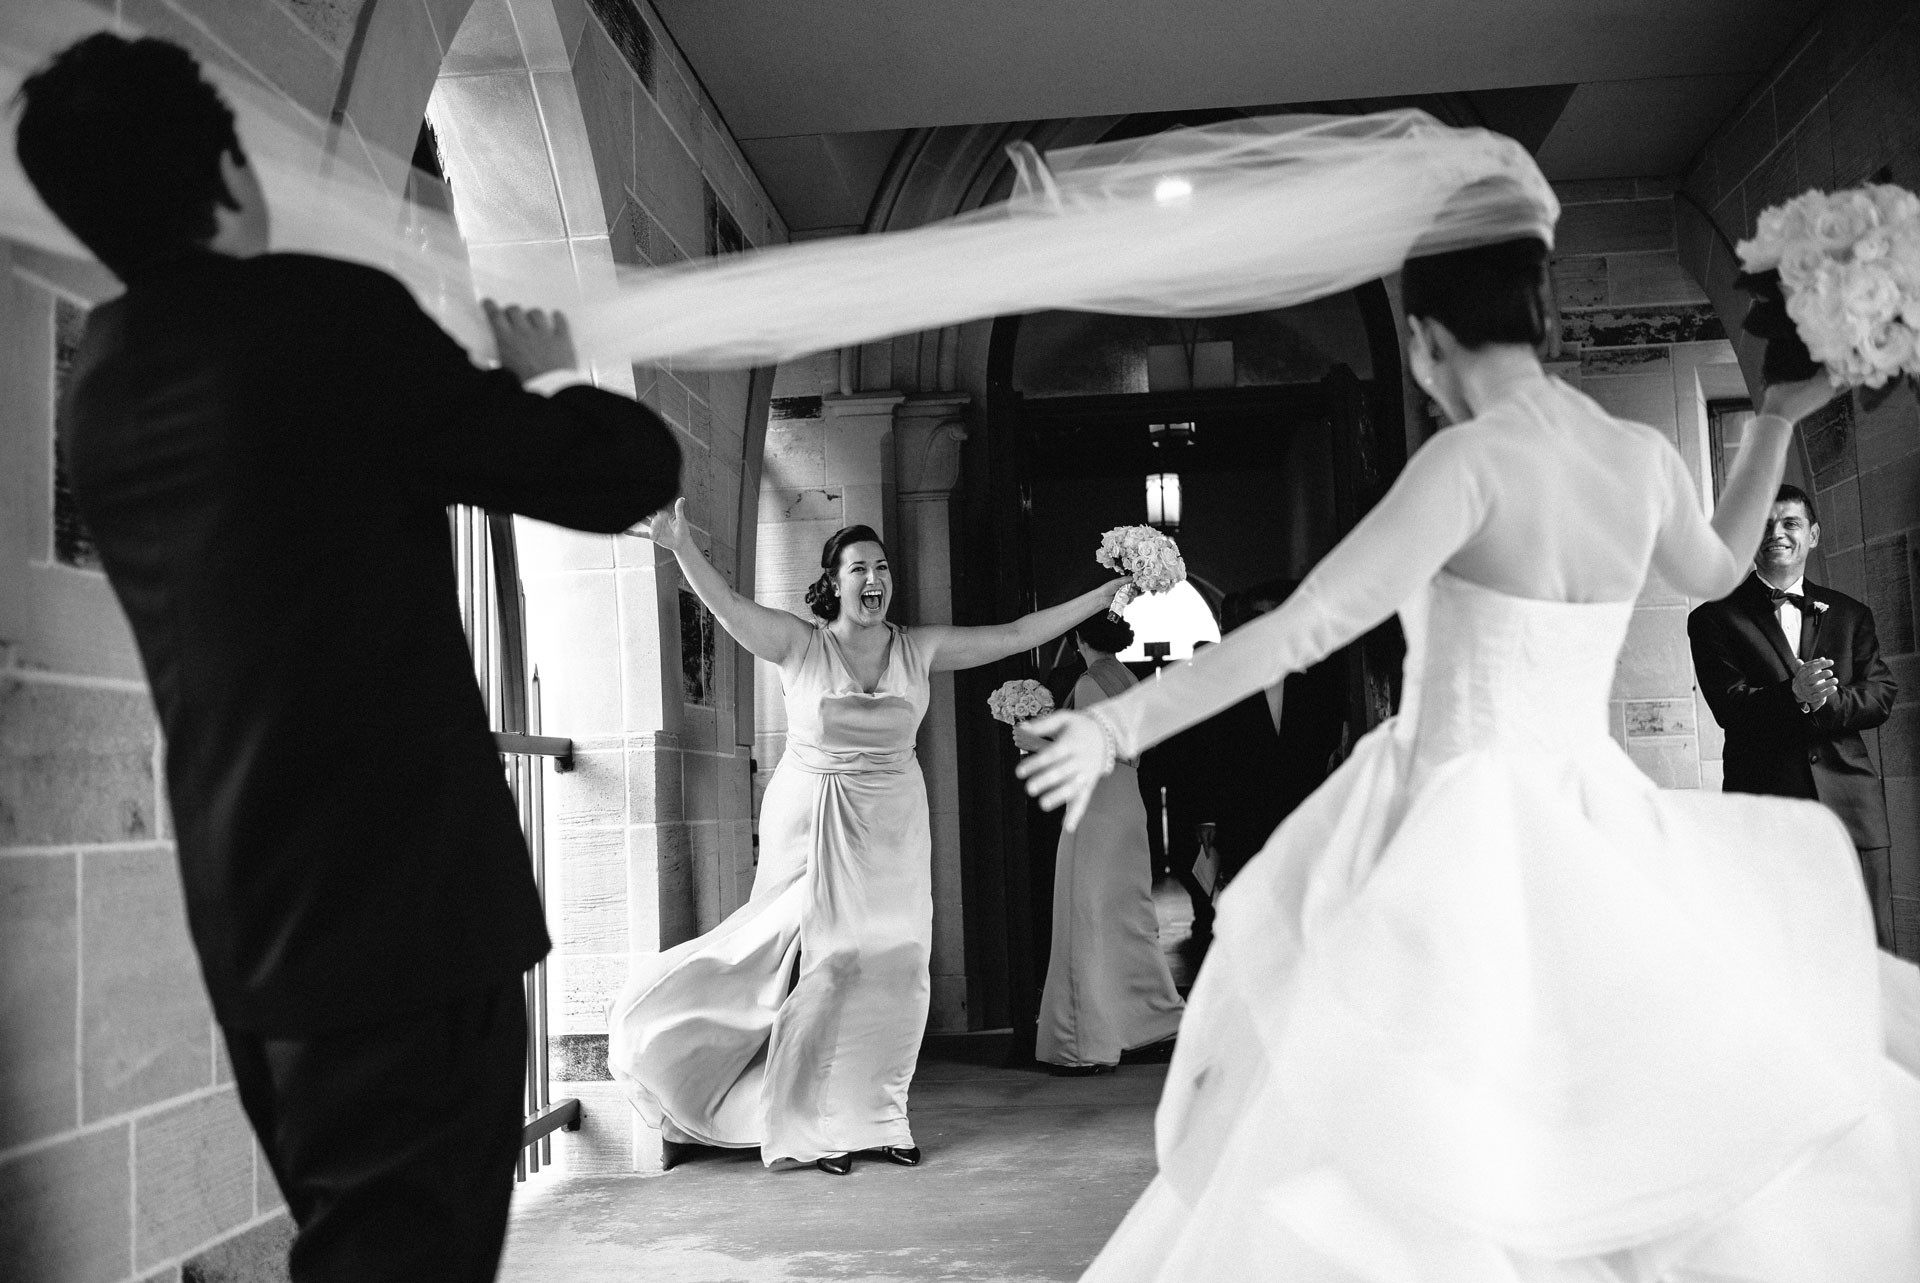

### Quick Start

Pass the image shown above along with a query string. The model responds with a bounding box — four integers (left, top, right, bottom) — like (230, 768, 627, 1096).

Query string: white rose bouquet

(1736, 184, 1920, 396)
(1096, 525, 1187, 618)
(987, 678, 1055, 726)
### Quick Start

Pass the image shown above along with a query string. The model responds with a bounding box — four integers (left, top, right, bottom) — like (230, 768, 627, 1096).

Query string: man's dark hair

(14, 33, 242, 280)
(1400, 236, 1552, 350)
(1775, 483, 1819, 526)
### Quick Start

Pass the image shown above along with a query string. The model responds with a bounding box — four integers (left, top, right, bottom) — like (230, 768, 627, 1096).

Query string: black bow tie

(1769, 588, 1810, 610)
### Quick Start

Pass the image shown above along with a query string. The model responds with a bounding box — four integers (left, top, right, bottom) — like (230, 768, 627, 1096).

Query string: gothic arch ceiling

(648, 0, 1824, 235)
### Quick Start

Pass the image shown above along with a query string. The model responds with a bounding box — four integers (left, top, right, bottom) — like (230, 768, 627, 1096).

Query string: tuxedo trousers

(224, 980, 527, 1283)
(1860, 845, 1895, 953)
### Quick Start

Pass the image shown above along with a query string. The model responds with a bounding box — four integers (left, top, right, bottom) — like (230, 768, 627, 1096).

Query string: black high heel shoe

(816, 1152, 854, 1176)
(877, 1145, 921, 1167)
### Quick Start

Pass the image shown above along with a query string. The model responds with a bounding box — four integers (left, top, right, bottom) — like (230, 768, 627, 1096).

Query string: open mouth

(860, 588, 885, 611)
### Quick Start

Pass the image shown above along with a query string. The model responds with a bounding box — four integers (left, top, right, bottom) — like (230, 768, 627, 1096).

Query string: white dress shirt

(1760, 571, 1807, 660)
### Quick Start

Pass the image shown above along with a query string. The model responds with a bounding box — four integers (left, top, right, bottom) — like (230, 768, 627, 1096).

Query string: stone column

(823, 391, 906, 537)
(893, 395, 972, 1033)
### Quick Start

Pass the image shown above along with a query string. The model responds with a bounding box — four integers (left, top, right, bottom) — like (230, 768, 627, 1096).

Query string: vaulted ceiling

(649, 0, 1824, 234)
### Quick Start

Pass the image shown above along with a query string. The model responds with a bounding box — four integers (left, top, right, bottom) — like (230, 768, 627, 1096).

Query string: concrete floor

(496, 1053, 1167, 1283)
(498, 880, 1199, 1283)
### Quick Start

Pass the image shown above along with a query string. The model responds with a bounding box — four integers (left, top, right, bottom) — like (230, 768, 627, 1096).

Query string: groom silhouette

(16, 35, 680, 1282)
(1688, 483, 1898, 951)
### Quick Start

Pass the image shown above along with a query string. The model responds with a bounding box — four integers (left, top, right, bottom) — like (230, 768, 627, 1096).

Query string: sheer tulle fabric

(4, 4, 1554, 371)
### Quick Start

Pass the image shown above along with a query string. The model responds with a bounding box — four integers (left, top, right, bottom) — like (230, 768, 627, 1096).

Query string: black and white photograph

(2, 2, 1918, 1281)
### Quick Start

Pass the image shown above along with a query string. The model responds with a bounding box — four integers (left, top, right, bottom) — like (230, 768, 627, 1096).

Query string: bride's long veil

(2, 2, 1556, 370)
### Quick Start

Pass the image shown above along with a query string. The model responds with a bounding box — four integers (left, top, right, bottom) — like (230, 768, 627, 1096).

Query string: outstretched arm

(917, 582, 1125, 673)
(638, 498, 813, 667)
(1020, 427, 1490, 828)
(1654, 375, 1839, 600)
(361, 270, 681, 532)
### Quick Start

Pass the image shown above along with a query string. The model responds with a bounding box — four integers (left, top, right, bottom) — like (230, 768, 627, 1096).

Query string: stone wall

(1675, 0, 1920, 956)
(1, 3, 358, 1276)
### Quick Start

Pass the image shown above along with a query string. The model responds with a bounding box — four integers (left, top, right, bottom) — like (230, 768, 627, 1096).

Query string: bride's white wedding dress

(1078, 374, 1920, 1281)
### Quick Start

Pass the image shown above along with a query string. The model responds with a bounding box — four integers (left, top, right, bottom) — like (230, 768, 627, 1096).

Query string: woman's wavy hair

(1075, 612, 1135, 655)
(804, 524, 889, 622)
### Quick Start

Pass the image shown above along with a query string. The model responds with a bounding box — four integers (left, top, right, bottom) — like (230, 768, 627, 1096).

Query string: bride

(1018, 234, 1920, 1279)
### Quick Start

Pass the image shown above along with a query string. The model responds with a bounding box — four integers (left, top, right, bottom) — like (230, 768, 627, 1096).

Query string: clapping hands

(1791, 656, 1838, 710)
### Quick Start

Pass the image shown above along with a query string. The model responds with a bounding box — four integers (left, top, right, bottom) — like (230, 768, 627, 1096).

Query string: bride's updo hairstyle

(805, 524, 888, 622)
(1400, 235, 1552, 351)
(1075, 613, 1135, 656)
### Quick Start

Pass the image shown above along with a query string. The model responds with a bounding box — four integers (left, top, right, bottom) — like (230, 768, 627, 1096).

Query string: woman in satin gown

(1020, 237, 1920, 1280)
(611, 505, 1122, 1175)
(1024, 615, 1183, 1073)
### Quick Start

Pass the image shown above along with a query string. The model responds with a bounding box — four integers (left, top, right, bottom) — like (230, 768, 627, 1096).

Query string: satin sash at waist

(783, 739, 918, 775)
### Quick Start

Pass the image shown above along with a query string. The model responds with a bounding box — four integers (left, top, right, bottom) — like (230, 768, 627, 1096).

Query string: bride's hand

(1759, 373, 1842, 424)
(635, 496, 695, 554)
(1015, 710, 1109, 831)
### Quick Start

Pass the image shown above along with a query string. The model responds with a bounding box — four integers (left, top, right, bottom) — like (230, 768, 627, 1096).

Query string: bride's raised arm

(1651, 374, 1838, 601)
(1020, 427, 1490, 827)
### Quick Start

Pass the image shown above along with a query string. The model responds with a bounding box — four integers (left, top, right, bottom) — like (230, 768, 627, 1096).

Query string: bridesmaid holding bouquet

(1020, 613, 1184, 1074)
(611, 504, 1120, 1175)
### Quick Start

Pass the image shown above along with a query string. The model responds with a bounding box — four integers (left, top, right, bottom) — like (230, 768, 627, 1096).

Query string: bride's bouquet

(1096, 525, 1187, 619)
(987, 679, 1055, 726)
(1736, 184, 1920, 398)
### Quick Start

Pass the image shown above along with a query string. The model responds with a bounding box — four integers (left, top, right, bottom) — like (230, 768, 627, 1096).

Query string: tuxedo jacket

(64, 251, 681, 1033)
(1687, 573, 1896, 849)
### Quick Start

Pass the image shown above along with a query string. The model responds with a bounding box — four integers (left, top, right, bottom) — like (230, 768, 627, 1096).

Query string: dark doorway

(952, 284, 1410, 1050)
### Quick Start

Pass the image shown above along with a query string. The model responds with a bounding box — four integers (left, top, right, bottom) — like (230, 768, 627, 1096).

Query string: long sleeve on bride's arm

(1091, 429, 1492, 758)
(1649, 441, 1752, 601)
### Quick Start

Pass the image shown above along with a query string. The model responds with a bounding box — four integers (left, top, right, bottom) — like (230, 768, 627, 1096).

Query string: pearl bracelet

(1086, 708, 1120, 778)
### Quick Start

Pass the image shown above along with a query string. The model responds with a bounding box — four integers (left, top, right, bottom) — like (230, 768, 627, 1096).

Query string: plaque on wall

(680, 588, 716, 706)
(51, 293, 99, 570)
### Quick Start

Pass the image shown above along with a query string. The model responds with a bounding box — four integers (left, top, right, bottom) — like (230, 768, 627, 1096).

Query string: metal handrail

(522, 1097, 583, 1149)
(453, 506, 582, 1178)
(492, 731, 575, 769)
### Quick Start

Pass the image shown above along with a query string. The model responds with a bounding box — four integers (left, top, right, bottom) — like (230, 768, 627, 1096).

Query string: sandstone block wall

(1676, 0, 1920, 957)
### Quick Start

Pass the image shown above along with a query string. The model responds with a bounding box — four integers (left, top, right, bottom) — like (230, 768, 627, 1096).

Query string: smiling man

(1689, 483, 1900, 950)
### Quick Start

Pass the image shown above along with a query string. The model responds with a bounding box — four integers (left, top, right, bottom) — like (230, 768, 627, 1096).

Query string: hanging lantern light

(1145, 472, 1182, 531)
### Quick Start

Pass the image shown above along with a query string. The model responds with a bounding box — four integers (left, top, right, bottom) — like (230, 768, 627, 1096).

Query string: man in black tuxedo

(18, 35, 680, 1282)
(1688, 483, 1898, 950)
